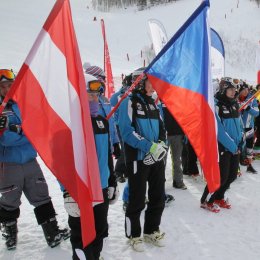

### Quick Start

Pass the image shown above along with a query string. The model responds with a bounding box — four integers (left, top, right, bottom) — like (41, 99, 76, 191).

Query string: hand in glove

(9, 124, 22, 134)
(0, 115, 8, 130)
(108, 185, 120, 205)
(63, 191, 80, 217)
(143, 142, 167, 165)
(113, 143, 121, 159)
(158, 140, 168, 149)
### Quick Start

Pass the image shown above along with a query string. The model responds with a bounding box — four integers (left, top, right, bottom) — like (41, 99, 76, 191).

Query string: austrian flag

(0, 0, 103, 246)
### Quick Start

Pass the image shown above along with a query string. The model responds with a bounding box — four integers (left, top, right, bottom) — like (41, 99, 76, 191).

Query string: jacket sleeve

(215, 106, 237, 154)
(118, 98, 152, 153)
(247, 98, 259, 117)
(0, 130, 30, 147)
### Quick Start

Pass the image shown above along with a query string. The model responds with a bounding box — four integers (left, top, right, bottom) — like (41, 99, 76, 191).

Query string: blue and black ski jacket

(118, 92, 166, 162)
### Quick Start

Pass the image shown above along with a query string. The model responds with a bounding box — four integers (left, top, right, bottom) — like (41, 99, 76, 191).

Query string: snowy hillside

(1, 0, 260, 260)
(0, 0, 260, 82)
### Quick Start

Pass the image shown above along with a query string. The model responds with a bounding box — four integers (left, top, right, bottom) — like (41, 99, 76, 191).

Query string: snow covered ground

(1, 157, 260, 260)
(0, 0, 260, 259)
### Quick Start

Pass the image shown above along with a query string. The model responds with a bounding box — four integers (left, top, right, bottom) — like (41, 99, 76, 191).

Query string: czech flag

(145, 0, 220, 193)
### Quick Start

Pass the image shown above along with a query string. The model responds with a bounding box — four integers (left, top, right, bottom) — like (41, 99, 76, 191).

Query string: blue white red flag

(145, 0, 220, 193)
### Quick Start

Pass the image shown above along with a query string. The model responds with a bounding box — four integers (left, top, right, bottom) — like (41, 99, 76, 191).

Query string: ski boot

(1, 220, 18, 250)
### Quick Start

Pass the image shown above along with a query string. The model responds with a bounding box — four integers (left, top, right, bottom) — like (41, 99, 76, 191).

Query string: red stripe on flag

(41, 0, 101, 202)
(11, 64, 97, 245)
(148, 74, 220, 193)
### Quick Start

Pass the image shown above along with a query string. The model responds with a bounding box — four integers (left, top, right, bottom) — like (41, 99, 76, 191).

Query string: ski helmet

(132, 67, 147, 93)
(219, 77, 236, 94)
(238, 80, 249, 93)
(84, 73, 104, 94)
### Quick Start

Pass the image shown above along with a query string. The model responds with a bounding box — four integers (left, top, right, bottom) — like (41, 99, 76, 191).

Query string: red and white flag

(0, 0, 103, 247)
(101, 19, 115, 98)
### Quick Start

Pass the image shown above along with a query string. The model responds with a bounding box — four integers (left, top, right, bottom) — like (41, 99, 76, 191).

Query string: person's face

(226, 87, 236, 99)
(240, 88, 249, 97)
(144, 79, 155, 96)
(0, 81, 13, 97)
(87, 92, 99, 102)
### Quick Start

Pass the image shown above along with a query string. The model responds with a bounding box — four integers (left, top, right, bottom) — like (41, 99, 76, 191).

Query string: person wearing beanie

(63, 73, 118, 260)
(238, 80, 259, 173)
(0, 69, 70, 250)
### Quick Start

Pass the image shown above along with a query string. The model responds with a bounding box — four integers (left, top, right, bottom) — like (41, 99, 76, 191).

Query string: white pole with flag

(148, 19, 169, 56)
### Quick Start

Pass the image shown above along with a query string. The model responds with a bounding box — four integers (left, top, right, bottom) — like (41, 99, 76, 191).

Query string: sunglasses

(88, 80, 104, 93)
(0, 69, 15, 82)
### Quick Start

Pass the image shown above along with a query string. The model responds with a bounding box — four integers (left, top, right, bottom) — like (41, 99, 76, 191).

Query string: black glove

(0, 115, 8, 130)
(245, 106, 251, 111)
(113, 143, 121, 159)
(9, 124, 22, 134)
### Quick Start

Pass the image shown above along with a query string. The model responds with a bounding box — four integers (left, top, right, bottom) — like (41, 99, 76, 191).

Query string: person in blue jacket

(238, 81, 259, 173)
(0, 69, 69, 250)
(200, 77, 243, 213)
(63, 73, 118, 260)
(118, 69, 167, 252)
(110, 74, 133, 182)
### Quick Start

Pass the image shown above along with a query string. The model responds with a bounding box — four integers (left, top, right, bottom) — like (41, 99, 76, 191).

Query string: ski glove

(0, 115, 8, 130)
(158, 140, 168, 149)
(9, 124, 22, 134)
(108, 185, 120, 205)
(143, 142, 167, 165)
(113, 143, 121, 159)
(63, 191, 80, 217)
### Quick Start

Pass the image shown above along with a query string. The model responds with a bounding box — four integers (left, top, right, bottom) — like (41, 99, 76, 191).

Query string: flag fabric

(101, 19, 115, 99)
(256, 40, 260, 84)
(148, 19, 169, 55)
(0, 0, 103, 246)
(210, 28, 225, 80)
(145, 0, 220, 193)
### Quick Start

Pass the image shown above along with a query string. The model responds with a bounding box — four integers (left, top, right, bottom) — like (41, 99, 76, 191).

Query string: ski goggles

(0, 69, 15, 82)
(87, 80, 105, 93)
(221, 77, 241, 87)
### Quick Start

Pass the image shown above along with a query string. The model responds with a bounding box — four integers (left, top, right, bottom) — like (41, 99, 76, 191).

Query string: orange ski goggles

(88, 80, 105, 93)
(0, 69, 15, 82)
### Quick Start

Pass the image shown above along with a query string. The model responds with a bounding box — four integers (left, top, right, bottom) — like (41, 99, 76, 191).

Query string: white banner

(148, 19, 168, 55)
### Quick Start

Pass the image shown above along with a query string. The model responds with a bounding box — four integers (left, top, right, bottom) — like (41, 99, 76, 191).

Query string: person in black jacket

(162, 104, 187, 189)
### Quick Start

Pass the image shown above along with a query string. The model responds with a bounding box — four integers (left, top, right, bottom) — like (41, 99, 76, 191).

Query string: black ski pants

(125, 160, 165, 238)
(201, 144, 239, 203)
(68, 188, 109, 260)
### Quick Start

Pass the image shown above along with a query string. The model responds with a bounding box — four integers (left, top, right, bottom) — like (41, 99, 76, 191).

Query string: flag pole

(106, 73, 143, 120)
(238, 89, 260, 112)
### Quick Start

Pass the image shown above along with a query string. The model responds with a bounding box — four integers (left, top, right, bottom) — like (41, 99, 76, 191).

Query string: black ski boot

(247, 164, 258, 174)
(41, 217, 70, 248)
(1, 220, 18, 250)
